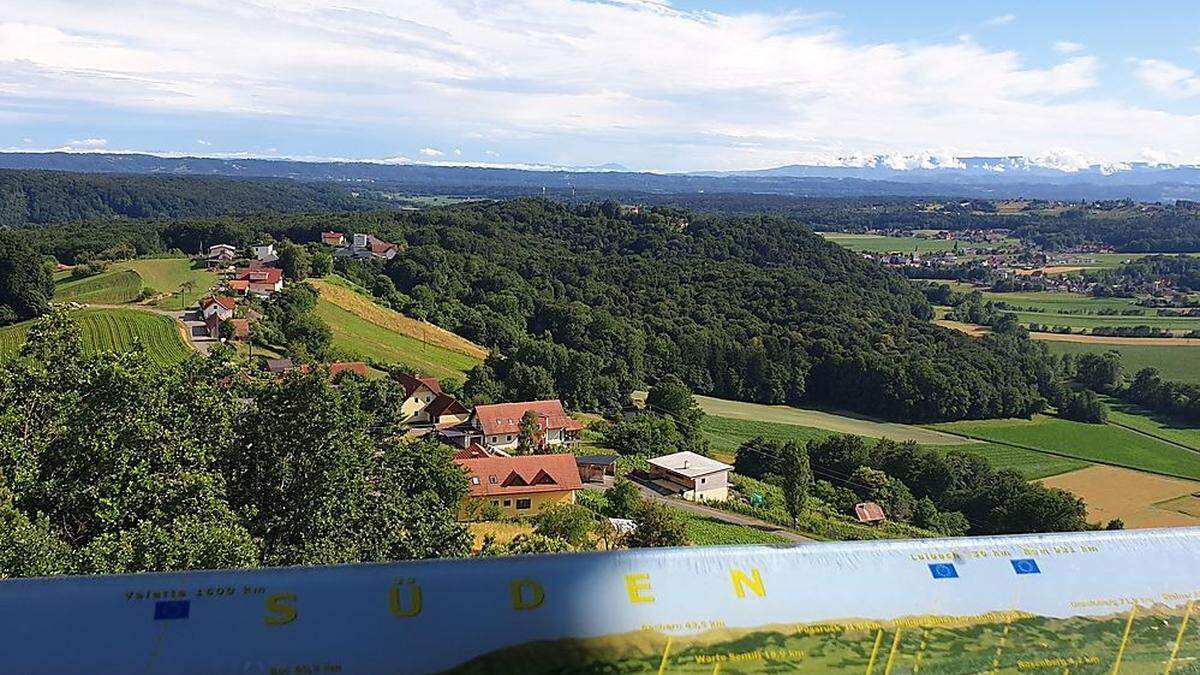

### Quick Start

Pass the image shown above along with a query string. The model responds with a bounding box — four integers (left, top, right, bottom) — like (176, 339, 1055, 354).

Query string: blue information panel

(2, 528, 1199, 673)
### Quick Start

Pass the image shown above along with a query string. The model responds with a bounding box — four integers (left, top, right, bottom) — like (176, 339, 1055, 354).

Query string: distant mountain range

(2, 151, 1199, 202)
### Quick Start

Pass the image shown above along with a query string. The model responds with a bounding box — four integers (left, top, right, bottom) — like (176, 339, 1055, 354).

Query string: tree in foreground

(516, 409, 544, 454)
(627, 501, 687, 548)
(778, 441, 812, 527)
(0, 232, 54, 326)
(531, 503, 594, 549)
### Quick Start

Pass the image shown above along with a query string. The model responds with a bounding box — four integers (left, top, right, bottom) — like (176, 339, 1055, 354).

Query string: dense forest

(0, 169, 381, 226)
(13, 198, 1064, 422)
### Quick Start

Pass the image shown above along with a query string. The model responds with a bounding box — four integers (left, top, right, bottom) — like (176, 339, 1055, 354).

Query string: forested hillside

(15, 199, 1060, 422)
(0, 169, 375, 226)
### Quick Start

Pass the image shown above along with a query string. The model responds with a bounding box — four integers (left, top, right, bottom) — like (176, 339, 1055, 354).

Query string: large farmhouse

(454, 454, 582, 519)
(461, 399, 582, 452)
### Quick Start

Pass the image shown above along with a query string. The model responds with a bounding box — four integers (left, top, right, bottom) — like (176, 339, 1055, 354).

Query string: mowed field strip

(312, 277, 486, 379)
(0, 308, 191, 366)
(1040, 465, 1200, 529)
(689, 394, 975, 446)
(930, 415, 1200, 480)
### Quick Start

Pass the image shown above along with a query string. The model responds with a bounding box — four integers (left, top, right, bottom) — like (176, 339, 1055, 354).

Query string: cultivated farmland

(0, 308, 191, 366)
(930, 415, 1200, 480)
(1043, 341, 1200, 384)
(55, 269, 143, 304)
(1040, 465, 1200, 529)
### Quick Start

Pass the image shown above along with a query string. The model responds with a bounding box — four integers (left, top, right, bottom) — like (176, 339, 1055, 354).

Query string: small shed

(575, 455, 619, 483)
(854, 502, 887, 525)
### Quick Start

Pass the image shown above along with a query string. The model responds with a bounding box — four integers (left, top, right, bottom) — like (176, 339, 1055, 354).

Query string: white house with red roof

(466, 399, 582, 452)
(320, 231, 346, 247)
(200, 295, 237, 321)
(232, 267, 284, 297)
(454, 454, 582, 519)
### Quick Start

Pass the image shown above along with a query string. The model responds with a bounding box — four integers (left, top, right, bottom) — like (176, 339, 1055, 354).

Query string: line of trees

(734, 434, 1093, 535)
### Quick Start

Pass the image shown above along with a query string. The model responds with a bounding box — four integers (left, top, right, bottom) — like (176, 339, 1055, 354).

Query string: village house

(646, 451, 732, 502)
(252, 243, 278, 263)
(321, 231, 346, 246)
(232, 268, 284, 297)
(207, 244, 237, 261)
(395, 372, 471, 426)
(200, 295, 236, 321)
(454, 454, 583, 519)
(461, 399, 582, 452)
(334, 233, 400, 260)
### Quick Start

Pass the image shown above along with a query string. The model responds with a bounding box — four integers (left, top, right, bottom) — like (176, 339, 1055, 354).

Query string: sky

(1, 0, 1199, 172)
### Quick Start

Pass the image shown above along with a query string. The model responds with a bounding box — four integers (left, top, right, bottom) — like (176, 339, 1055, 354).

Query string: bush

(531, 503, 595, 549)
(627, 501, 687, 548)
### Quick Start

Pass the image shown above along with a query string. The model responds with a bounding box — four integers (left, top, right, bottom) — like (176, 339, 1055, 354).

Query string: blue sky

(1, 0, 1198, 171)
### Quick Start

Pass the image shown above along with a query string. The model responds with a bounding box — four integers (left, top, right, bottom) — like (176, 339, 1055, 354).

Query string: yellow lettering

(510, 580, 544, 610)
(731, 568, 766, 599)
(389, 580, 422, 618)
(625, 573, 654, 604)
(264, 593, 297, 626)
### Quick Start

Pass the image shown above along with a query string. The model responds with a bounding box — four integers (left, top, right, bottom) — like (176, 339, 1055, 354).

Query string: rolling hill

(310, 277, 486, 380)
(55, 257, 217, 307)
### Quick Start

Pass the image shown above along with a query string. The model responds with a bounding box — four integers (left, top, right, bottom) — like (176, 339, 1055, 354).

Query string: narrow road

(588, 480, 813, 543)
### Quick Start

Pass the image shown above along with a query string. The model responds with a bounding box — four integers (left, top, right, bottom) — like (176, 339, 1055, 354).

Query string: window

(503, 500, 512, 507)
(471, 477, 479, 485)
(506, 435, 512, 442)
(491, 500, 499, 506)
(488, 475, 497, 484)
(700, 477, 706, 484)
(516, 499, 532, 510)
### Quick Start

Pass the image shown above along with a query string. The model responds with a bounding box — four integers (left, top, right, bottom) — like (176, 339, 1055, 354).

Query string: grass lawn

(929, 415, 1200, 480)
(1101, 397, 1200, 452)
(119, 258, 217, 308)
(0, 308, 191, 366)
(314, 299, 481, 380)
(934, 442, 1089, 479)
(685, 394, 971, 446)
(1043, 341, 1200, 385)
(675, 511, 788, 545)
(55, 269, 143, 304)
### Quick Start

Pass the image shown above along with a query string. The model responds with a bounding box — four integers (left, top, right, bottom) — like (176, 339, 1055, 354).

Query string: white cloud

(196, 138, 210, 145)
(1132, 58, 1200, 98)
(21, 137, 32, 144)
(64, 138, 107, 150)
(453, 148, 462, 156)
(0, 2, 1194, 169)
(485, 150, 500, 157)
(985, 14, 1015, 26)
(419, 147, 443, 157)
(1054, 41, 1084, 54)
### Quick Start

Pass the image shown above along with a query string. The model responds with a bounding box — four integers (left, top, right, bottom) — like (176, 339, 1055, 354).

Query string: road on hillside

(588, 480, 813, 543)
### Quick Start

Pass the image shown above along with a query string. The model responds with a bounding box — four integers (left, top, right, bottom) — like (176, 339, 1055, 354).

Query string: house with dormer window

(453, 454, 582, 519)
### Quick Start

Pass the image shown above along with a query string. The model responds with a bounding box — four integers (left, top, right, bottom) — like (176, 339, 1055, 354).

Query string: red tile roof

(229, 318, 250, 339)
(471, 400, 582, 436)
(456, 454, 583, 497)
(228, 280, 250, 292)
(426, 393, 468, 419)
(236, 268, 283, 284)
(855, 502, 887, 524)
(396, 372, 442, 398)
(453, 442, 501, 460)
(201, 295, 237, 312)
(329, 362, 371, 379)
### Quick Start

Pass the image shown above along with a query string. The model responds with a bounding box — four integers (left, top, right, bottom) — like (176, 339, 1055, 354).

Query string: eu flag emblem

(1011, 559, 1041, 575)
(154, 600, 190, 620)
(928, 563, 958, 579)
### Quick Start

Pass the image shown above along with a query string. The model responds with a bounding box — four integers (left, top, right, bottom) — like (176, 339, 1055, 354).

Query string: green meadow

(1042, 341, 1200, 384)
